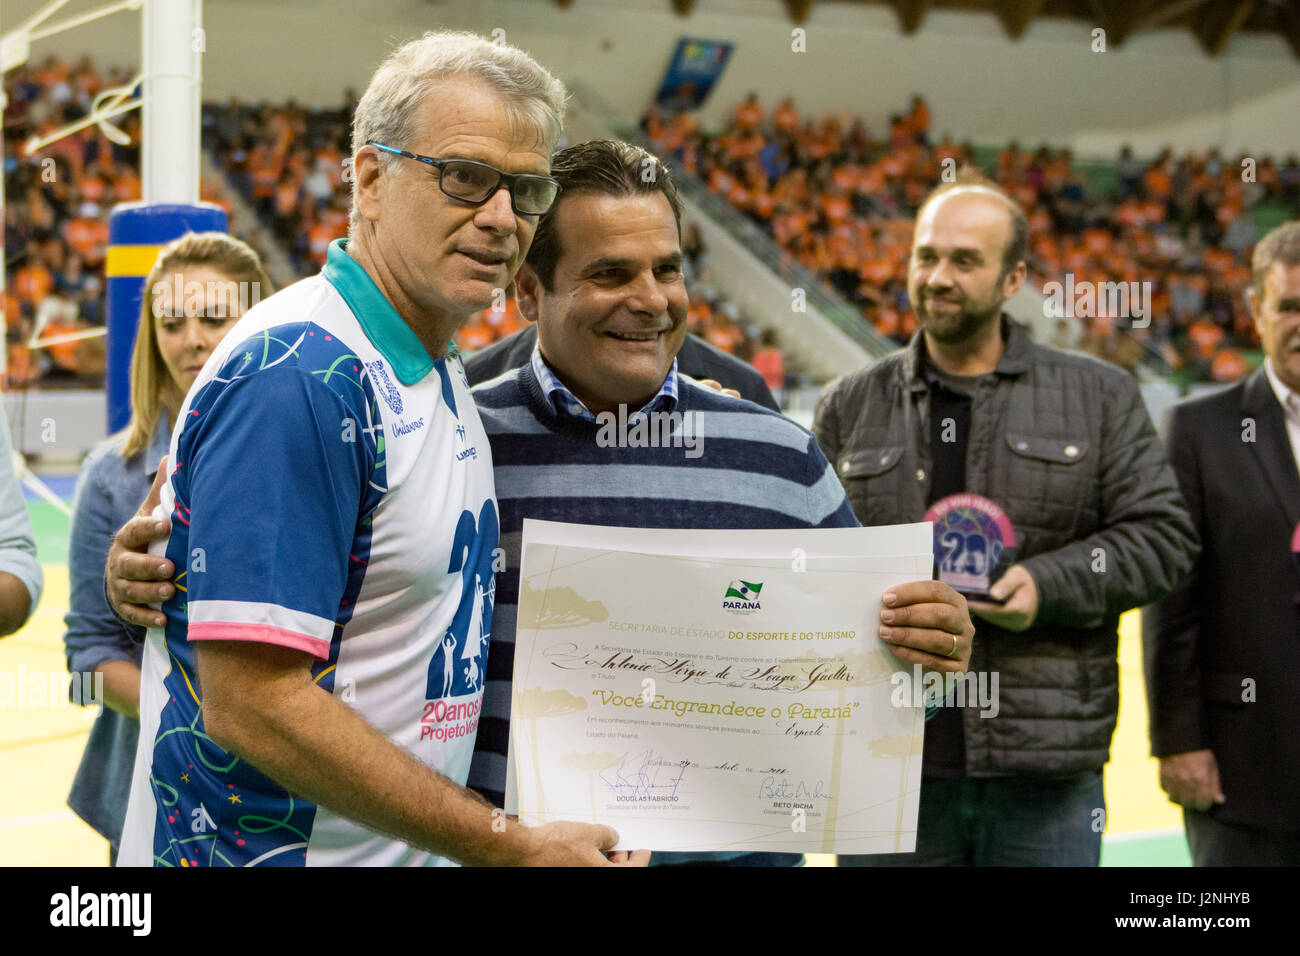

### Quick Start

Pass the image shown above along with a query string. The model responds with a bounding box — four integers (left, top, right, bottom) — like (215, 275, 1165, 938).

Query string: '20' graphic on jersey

(428, 500, 499, 702)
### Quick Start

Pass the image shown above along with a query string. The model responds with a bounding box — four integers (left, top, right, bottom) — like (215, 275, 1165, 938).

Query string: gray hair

(349, 31, 568, 233)
(1252, 220, 1300, 295)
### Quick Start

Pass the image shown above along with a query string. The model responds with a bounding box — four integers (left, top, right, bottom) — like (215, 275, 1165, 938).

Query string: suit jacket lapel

(1242, 368, 1300, 530)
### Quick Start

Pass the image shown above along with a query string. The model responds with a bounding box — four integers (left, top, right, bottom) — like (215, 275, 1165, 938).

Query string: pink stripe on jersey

(187, 621, 332, 660)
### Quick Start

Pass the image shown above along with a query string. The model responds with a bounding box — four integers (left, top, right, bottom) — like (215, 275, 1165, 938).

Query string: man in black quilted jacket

(814, 169, 1197, 867)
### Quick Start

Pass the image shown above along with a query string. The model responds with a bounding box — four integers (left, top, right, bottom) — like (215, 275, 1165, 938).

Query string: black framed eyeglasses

(366, 141, 561, 216)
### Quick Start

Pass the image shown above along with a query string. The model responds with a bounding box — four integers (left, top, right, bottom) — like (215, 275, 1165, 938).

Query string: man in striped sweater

(465, 140, 975, 865)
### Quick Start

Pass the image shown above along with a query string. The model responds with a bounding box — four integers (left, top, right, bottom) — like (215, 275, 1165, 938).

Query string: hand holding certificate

(508, 520, 955, 855)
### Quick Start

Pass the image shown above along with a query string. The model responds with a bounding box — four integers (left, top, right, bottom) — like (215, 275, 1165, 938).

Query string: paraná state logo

(723, 579, 762, 614)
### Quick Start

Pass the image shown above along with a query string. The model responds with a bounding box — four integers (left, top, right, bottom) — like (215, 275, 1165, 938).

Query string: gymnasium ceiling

(553, 1, 1300, 58)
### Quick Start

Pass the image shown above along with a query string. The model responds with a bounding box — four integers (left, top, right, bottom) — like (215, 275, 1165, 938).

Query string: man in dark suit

(464, 323, 780, 411)
(1144, 220, 1300, 866)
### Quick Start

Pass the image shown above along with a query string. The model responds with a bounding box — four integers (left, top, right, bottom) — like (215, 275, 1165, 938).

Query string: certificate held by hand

(508, 520, 933, 855)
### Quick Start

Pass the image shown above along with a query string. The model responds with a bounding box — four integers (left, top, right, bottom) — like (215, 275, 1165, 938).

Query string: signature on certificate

(757, 776, 833, 802)
(598, 749, 690, 802)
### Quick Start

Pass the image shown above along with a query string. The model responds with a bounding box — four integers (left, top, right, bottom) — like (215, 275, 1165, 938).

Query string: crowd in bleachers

(202, 96, 357, 277)
(645, 94, 1300, 381)
(3, 57, 257, 389)
(198, 99, 789, 388)
(4, 59, 791, 396)
(10, 56, 1299, 393)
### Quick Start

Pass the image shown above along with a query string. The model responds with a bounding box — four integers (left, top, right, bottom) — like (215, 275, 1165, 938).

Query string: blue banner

(655, 38, 734, 112)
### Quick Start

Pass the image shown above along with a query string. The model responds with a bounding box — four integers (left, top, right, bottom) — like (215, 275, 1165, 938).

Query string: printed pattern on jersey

(145, 322, 384, 867)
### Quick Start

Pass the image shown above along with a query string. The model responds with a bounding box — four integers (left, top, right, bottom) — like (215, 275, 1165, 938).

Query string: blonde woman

(62, 233, 271, 864)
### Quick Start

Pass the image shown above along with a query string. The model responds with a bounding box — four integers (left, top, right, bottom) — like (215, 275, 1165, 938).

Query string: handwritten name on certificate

(507, 520, 934, 855)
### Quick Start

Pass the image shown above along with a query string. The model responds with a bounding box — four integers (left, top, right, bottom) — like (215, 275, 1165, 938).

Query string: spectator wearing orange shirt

(455, 315, 496, 352)
(484, 297, 525, 340)
(750, 329, 785, 407)
(773, 97, 800, 135)
(13, 246, 55, 306)
(306, 219, 338, 268)
(1187, 315, 1226, 363)
(1209, 347, 1249, 383)
(734, 92, 762, 132)
(906, 95, 930, 146)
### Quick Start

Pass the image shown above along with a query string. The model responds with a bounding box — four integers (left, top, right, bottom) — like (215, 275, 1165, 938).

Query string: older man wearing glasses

(113, 31, 646, 867)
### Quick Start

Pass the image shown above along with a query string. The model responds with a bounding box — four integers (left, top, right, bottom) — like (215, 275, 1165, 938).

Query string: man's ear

(514, 263, 542, 324)
(352, 145, 385, 225)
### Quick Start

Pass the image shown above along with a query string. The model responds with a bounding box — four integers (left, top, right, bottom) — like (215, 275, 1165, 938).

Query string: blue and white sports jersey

(119, 239, 499, 867)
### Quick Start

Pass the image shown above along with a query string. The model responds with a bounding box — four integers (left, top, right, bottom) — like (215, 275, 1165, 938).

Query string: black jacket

(814, 317, 1198, 775)
(462, 325, 779, 412)
(1142, 368, 1300, 833)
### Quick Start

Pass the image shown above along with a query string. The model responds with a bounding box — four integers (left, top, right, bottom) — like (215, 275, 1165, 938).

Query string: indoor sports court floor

(0, 484, 1192, 867)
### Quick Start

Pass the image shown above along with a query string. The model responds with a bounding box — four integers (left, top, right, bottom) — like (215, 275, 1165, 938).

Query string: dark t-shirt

(921, 357, 994, 779)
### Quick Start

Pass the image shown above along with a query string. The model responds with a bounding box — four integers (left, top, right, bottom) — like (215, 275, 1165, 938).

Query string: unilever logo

(366, 359, 403, 415)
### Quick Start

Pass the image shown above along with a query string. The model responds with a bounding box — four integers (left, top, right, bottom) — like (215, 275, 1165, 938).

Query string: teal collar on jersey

(322, 238, 438, 385)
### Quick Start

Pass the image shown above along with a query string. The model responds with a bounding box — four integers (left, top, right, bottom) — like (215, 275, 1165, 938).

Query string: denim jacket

(63, 416, 170, 848)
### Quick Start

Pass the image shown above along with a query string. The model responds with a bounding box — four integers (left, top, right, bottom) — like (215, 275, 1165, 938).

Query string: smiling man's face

(907, 189, 1023, 345)
(516, 190, 688, 415)
(1251, 261, 1300, 394)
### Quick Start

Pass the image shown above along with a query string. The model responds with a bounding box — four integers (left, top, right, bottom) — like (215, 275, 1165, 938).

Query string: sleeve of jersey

(182, 366, 373, 660)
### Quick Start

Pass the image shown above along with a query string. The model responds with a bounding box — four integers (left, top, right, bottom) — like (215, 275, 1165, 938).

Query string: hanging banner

(655, 38, 734, 112)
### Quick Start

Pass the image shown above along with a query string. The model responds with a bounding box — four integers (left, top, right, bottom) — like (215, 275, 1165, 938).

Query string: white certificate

(507, 520, 934, 855)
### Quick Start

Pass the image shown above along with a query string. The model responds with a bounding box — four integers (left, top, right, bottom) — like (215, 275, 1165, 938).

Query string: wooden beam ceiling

(890, 0, 935, 34)
(996, 0, 1048, 40)
(1193, 0, 1256, 56)
(782, 0, 817, 25)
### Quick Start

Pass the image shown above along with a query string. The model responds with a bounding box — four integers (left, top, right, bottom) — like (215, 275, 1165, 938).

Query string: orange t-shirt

(735, 100, 763, 131)
(114, 168, 142, 202)
(307, 223, 338, 265)
(484, 298, 525, 338)
(908, 102, 930, 137)
(821, 194, 851, 227)
(1144, 166, 1172, 197)
(43, 317, 83, 372)
(275, 183, 299, 217)
(79, 176, 107, 205)
(751, 346, 784, 390)
(64, 218, 105, 261)
(1188, 319, 1225, 359)
(773, 103, 800, 133)
(1210, 348, 1249, 382)
(4, 293, 23, 330)
(705, 322, 744, 354)
(455, 316, 496, 352)
(14, 265, 54, 304)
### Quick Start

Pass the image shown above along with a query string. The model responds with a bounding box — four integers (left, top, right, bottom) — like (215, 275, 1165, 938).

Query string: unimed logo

(49, 886, 151, 936)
